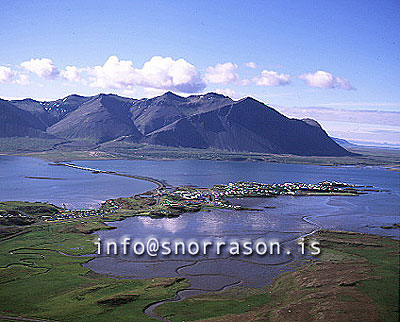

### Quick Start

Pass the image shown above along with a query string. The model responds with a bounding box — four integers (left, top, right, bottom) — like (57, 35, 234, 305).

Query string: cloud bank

(215, 88, 239, 98)
(0, 66, 29, 85)
(61, 66, 82, 82)
(254, 70, 291, 86)
(89, 56, 205, 93)
(277, 105, 399, 146)
(0, 66, 16, 83)
(205, 62, 239, 84)
(245, 61, 257, 68)
(299, 70, 354, 90)
(21, 58, 59, 79)
(3, 56, 359, 96)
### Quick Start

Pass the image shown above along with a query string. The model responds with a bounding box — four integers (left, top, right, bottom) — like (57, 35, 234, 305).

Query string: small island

(1, 180, 364, 225)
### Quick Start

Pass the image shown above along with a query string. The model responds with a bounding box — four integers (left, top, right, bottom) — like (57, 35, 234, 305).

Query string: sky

(0, 0, 399, 146)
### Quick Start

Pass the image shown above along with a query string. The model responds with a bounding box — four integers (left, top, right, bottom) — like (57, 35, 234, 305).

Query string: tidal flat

(0, 156, 399, 321)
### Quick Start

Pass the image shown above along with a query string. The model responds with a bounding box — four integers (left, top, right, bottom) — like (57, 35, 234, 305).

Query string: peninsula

(0, 171, 398, 321)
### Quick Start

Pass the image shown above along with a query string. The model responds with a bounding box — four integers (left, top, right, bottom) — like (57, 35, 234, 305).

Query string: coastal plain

(0, 216, 398, 321)
(1, 137, 400, 168)
(0, 156, 399, 321)
(0, 172, 399, 321)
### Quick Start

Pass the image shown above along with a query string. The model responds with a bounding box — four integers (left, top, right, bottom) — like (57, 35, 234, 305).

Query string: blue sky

(0, 0, 399, 145)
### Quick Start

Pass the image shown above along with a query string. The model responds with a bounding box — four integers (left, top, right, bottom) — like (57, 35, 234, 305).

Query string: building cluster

(41, 209, 107, 222)
(102, 200, 120, 211)
(211, 181, 356, 197)
(165, 180, 356, 211)
(0, 213, 32, 219)
(170, 187, 241, 209)
(9, 181, 358, 223)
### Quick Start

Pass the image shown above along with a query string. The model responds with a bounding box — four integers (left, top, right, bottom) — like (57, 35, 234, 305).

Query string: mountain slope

(10, 95, 90, 127)
(0, 92, 352, 156)
(144, 118, 208, 148)
(47, 94, 142, 143)
(145, 97, 351, 156)
(0, 99, 50, 138)
(130, 91, 232, 135)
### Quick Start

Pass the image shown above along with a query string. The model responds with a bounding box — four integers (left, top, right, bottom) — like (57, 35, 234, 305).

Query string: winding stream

(143, 213, 323, 320)
(1, 156, 398, 320)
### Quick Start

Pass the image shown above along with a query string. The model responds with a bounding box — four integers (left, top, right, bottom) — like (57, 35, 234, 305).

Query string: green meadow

(0, 223, 188, 321)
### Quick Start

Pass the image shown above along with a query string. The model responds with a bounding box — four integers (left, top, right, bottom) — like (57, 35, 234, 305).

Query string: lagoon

(0, 156, 399, 237)
(1, 155, 399, 306)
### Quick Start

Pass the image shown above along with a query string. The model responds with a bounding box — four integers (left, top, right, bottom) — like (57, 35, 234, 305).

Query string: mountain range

(0, 92, 352, 156)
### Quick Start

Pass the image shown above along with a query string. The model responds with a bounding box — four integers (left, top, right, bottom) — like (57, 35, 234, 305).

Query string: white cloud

(299, 70, 354, 90)
(319, 101, 400, 108)
(20, 58, 59, 79)
(89, 56, 137, 89)
(15, 74, 30, 85)
(245, 61, 257, 68)
(254, 70, 291, 86)
(277, 105, 400, 146)
(89, 55, 205, 93)
(277, 105, 400, 128)
(61, 66, 82, 82)
(334, 77, 354, 90)
(216, 88, 238, 98)
(205, 62, 239, 84)
(138, 56, 205, 93)
(0, 66, 30, 85)
(143, 87, 168, 98)
(120, 88, 137, 97)
(0, 66, 16, 83)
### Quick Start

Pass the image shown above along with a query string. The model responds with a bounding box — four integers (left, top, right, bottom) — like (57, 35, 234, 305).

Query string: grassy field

(0, 200, 398, 322)
(0, 201, 60, 218)
(0, 153, 398, 321)
(155, 230, 399, 322)
(0, 221, 188, 321)
(0, 138, 66, 154)
(1, 137, 400, 167)
(0, 201, 61, 226)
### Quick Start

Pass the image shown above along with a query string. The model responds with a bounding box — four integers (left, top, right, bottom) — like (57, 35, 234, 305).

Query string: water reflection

(138, 217, 188, 234)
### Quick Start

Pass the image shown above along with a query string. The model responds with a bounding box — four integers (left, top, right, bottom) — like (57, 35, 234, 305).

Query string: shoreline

(1, 152, 399, 177)
(152, 230, 399, 321)
(142, 212, 323, 321)
(1, 197, 398, 321)
(1, 139, 400, 167)
(56, 162, 166, 192)
(2, 225, 397, 321)
(0, 159, 398, 320)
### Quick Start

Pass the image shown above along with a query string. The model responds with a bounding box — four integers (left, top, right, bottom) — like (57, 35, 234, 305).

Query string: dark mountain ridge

(47, 94, 142, 143)
(129, 91, 233, 135)
(1, 92, 352, 156)
(0, 99, 51, 138)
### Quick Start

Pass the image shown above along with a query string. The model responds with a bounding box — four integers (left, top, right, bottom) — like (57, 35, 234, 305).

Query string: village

(113, 180, 361, 218)
(0, 181, 361, 223)
(161, 180, 360, 212)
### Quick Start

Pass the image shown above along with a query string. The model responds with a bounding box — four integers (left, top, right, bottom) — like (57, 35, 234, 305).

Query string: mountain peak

(237, 96, 259, 104)
(161, 91, 184, 100)
(302, 118, 322, 128)
(62, 94, 87, 100)
(1, 92, 353, 156)
(164, 91, 177, 96)
(95, 93, 119, 98)
(202, 92, 228, 98)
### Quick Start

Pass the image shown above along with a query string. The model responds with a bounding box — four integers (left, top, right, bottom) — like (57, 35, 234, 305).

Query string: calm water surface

(0, 156, 154, 208)
(1, 156, 399, 295)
